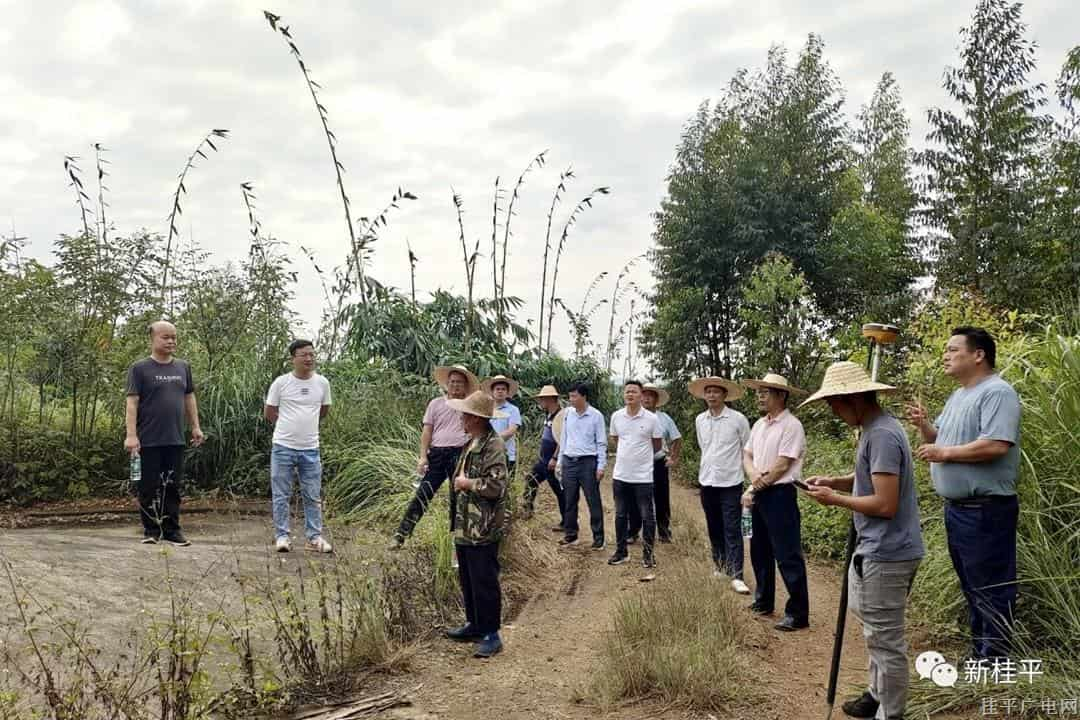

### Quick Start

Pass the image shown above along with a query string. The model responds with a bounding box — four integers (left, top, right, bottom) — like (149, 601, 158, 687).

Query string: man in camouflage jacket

(446, 390, 509, 658)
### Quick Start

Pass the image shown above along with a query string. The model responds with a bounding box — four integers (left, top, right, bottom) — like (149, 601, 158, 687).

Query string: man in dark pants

(690, 376, 751, 595)
(125, 320, 204, 547)
(521, 385, 566, 528)
(907, 327, 1021, 659)
(607, 380, 663, 568)
(390, 364, 478, 549)
(557, 383, 607, 550)
(444, 390, 509, 658)
(741, 373, 811, 632)
(626, 384, 682, 544)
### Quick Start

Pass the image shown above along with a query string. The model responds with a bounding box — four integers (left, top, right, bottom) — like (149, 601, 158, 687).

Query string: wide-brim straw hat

(743, 373, 807, 396)
(447, 390, 508, 419)
(642, 384, 671, 407)
(799, 361, 896, 408)
(533, 384, 561, 399)
(688, 377, 745, 401)
(433, 364, 479, 394)
(482, 374, 520, 397)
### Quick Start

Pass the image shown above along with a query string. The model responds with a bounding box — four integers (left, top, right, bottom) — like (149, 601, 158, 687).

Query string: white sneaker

(306, 536, 332, 554)
(275, 536, 292, 553)
(731, 578, 751, 595)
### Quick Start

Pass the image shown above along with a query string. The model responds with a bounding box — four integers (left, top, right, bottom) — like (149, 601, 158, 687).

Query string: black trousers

(456, 542, 502, 635)
(749, 484, 809, 621)
(614, 479, 655, 555)
(700, 484, 744, 579)
(561, 456, 603, 542)
(396, 445, 463, 539)
(137, 445, 185, 537)
(630, 459, 671, 539)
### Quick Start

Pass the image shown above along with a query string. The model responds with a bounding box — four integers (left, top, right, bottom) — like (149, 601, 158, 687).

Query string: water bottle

(129, 452, 141, 486)
(741, 506, 753, 539)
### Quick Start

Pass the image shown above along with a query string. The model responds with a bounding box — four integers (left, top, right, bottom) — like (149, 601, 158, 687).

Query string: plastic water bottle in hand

(129, 452, 141, 486)
(741, 506, 753, 539)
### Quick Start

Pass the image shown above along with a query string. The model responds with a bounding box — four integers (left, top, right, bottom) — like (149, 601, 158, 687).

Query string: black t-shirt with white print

(126, 357, 195, 447)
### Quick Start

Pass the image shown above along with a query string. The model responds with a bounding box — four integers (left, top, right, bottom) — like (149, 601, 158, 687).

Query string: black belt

(946, 495, 1015, 509)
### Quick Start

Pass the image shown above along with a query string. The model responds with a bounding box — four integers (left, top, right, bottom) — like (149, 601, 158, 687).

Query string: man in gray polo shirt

(804, 361, 924, 720)
(907, 326, 1021, 659)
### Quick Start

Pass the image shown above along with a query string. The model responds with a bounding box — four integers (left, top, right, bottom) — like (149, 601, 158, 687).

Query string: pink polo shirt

(423, 396, 469, 448)
(744, 409, 806, 485)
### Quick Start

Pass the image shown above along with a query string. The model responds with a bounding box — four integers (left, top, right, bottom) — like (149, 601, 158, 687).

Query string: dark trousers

(456, 542, 502, 635)
(700, 484, 744, 579)
(629, 459, 671, 540)
(945, 496, 1019, 658)
(561, 456, 603, 542)
(524, 453, 565, 519)
(749, 483, 809, 622)
(137, 445, 185, 537)
(614, 480, 655, 555)
(396, 446, 463, 539)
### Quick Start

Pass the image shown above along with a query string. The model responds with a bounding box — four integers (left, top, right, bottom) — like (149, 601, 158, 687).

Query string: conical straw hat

(446, 390, 508, 419)
(799, 361, 896, 408)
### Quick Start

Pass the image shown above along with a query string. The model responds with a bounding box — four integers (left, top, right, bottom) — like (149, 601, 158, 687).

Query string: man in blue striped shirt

(557, 383, 607, 549)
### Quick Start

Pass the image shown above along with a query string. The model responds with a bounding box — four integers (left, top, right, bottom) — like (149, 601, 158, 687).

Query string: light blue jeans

(270, 444, 323, 541)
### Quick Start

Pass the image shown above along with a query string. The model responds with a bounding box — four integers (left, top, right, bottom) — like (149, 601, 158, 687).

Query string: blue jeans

(271, 444, 324, 541)
(944, 496, 1019, 658)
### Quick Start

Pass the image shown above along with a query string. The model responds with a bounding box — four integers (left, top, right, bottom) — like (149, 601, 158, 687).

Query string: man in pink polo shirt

(741, 372, 811, 632)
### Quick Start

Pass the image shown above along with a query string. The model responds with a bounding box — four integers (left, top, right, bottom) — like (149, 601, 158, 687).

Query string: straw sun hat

(447, 390, 509, 419)
(482, 374, 520, 397)
(743, 373, 807, 396)
(533, 384, 561, 399)
(688, 377, 745, 401)
(641, 384, 671, 407)
(433, 364, 479, 394)
(799, 361, 896, 408)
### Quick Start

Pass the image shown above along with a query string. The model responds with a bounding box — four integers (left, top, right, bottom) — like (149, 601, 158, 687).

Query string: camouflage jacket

(452, 429, 509, 546)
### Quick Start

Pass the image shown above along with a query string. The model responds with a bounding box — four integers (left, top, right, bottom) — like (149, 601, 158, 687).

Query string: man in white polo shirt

(690, 376, 751, 595)
(265, 339, 333, 553)
(607, 380, 663, 569)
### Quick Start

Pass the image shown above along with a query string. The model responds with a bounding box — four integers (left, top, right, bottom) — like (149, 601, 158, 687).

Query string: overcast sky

(2, 0, 1077, 368)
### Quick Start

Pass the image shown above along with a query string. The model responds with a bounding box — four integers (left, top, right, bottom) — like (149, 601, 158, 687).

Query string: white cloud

(60, 0, 132, 58)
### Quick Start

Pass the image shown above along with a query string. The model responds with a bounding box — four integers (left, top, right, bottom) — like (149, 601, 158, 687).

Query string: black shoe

(642, 553, 656, 569)
(748, 602, 774, 616)
(162, 532, 191, 547)
(591, 539, 605, 551)
(445, 623, 484, 642)
(607, 551, 629, 565)
(141, 534, 159, 545)
(841, 690, 880, 718)
(474, 632, 503, 658)
(626, 534, 638, 545)
(658, 534, 672, 544)
(774, 615, 809, 632)
(559, 536, 579, 546)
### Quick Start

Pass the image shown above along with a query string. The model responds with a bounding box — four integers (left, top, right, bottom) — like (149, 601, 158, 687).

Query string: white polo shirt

(610, 407, 662, 484)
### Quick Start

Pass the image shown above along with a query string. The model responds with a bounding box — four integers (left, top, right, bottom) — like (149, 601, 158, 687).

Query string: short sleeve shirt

(610, 408, 662, 484)
(931, 374, 1021, 499)
(265, 372, 332, 450)
(424, 396, 469, 448)
(125, 357, 195, 447)
(854, 413, 925, 562)
(489, 401, 523, 461)
(745, 410, 806, 484)
(696, 407, 751, 488)
(653, 411, 683, 460)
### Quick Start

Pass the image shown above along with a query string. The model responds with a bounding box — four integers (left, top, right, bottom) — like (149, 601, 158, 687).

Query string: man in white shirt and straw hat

(390, 364, 479, 549)
(627, 383, 682, 544)
(522, 385, 566, 528)
(741, 372, 811, 632)
(482, 374, 523, 478)
(802, 361, 925, 720)
(691, 376, 752, 594)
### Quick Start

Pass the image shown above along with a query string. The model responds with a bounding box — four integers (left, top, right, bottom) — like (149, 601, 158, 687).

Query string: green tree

(921, 0, 1051, 309)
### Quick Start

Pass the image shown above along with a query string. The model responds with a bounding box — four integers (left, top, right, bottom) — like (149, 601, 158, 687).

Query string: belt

(946, 495, 1015, 509)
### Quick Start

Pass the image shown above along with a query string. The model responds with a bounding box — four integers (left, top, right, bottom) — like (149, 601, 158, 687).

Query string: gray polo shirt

(854, 413, 925, 562)
(931, 374, 1021, 500)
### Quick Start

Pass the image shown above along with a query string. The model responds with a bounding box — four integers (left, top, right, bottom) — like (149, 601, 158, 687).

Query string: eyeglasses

(294, 352, 316, 359)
